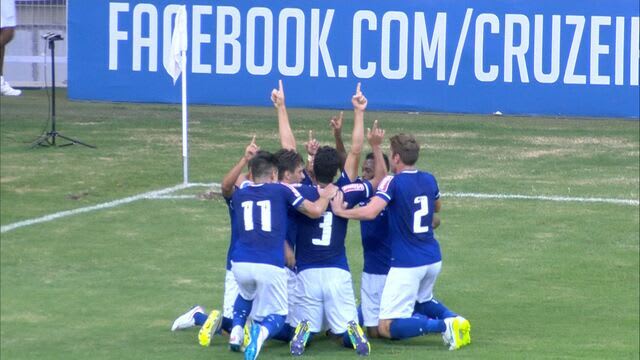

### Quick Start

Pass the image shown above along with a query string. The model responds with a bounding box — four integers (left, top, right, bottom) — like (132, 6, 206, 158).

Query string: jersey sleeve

(375, 175, 394, 202)
(340, 181, 373, 208)
(280, 183, 304, 209)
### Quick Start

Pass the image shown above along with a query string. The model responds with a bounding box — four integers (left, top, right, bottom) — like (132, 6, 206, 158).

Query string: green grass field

(1, 90, 639, 359)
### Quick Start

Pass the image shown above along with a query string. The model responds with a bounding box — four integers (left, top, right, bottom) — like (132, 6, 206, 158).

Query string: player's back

(231, 182, 302, 267)
(377, 170, 441, 267)
(295, 181, 371, 272)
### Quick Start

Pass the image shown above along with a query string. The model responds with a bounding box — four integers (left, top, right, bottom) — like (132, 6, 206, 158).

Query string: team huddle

(171, 82, 471, 359)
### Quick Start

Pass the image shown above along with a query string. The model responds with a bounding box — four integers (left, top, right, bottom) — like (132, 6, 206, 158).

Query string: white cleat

(0, 76, 22, 96)
(171, 305, 205, 331)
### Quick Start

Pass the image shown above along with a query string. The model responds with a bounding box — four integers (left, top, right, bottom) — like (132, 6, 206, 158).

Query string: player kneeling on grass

(288, 123, 386, 357)
(331, 134, 471, 351)
(228, 150, 337, 360)
(171, 137, 261, 348)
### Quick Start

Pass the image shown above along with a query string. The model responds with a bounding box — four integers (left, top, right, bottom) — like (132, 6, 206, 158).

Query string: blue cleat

(347, 320, 370, 356)
(244, 322, 265, 360)
(290, 320, 311, 356)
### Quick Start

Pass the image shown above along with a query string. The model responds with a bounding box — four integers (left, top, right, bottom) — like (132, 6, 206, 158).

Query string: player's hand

(244, 135, 259, 161)
(330, 190, 347, 213)
(270, 79, 285, 108)
(319, 183, 338, 200)
(351, 82, 367, 112)
(367, 120, 385, 148)
(330, 111, 343, 137)
(305, 130, 319, 156)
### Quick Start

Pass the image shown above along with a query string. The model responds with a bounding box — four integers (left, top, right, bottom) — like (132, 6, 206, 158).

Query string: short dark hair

(389, 134, 419, 165)
(249, 150, 277, 180)
(313, 146, 341, 184)
(274, 149, 303, 181)
(365, 152, 390, 172)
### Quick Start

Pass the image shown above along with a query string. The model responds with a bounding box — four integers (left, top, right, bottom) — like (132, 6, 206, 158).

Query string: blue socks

(357, 305, 364, 327)
(389, 314, 446, 340)
(414, 299, 457, 319)
(258, 314, 286, 340)
(272, 323, 295, 342)
(193, 311, 208, 326)
(232, 295, 253, 328)
(221, 316, 233, 334)
(341, 332, 352, 348)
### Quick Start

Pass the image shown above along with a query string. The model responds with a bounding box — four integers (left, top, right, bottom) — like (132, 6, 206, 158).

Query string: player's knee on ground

(366, 326, 380, 339)
(377, 319, 392, 338)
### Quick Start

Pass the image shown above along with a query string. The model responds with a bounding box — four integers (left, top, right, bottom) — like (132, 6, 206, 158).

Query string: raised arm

(271, 79, 296, 151)
(221, 136, 258, 198)
(330, 111, 347, 166)
(344, 82, 367, 181)
(296, 184, 338, 218)
(305, 130, 319, 180)
(331, 191, 387, 220)
(367, 120, 386, 190)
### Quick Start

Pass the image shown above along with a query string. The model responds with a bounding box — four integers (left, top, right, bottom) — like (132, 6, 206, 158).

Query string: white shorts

(1, 0, 17, 28)
(231, 262, 288, 322)
(286, 268, 298, 324)
(222, 270, 239, 319)
(360, 272, 387, 327)
(379, 262, 442, 320)
(294, 267, 358, 334)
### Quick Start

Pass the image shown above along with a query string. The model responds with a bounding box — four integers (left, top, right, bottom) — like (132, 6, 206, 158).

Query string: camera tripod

(31, 33, 95, 148)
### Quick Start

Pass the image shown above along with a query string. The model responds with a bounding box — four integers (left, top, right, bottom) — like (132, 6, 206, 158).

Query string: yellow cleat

(198, 309, 222, 347)
(242, 323, 252, 351)
(443, 316, 471, 351)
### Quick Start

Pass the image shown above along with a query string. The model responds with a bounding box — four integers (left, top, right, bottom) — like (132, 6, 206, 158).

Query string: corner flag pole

(181, 49, 188, 185)
(165, 5, 189, 185)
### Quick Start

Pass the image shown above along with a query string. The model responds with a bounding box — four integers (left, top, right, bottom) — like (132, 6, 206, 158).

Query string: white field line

(0, 183, 212, 234)
(442, 192, 639, 206)
(1, 182, 637, 234)
(150, 195, 197, 200)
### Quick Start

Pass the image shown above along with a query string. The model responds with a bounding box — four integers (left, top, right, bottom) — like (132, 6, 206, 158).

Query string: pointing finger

(356, 82, 361, 94)
(279, 79, 284, 92)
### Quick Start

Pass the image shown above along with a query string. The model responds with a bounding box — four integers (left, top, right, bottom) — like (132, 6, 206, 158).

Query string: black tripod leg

(30, 133, 55, 148)
(56, 133, 96, 148)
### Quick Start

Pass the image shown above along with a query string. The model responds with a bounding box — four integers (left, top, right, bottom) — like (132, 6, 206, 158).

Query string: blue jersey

(223, 181, 251, 270)
(294, 181, 372, 272)
(376, 170, 441, 267)
(230, 182, 303, 267)
(358, 178, 390, 274)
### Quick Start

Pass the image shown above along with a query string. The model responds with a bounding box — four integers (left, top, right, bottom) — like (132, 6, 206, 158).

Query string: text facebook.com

(108, 3, 640, 86)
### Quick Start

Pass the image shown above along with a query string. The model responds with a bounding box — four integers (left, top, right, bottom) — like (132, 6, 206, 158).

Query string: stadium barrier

(69, 0, 639, 118)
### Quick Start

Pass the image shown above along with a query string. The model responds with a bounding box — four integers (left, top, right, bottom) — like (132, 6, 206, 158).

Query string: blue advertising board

(69, 0, 640, 118)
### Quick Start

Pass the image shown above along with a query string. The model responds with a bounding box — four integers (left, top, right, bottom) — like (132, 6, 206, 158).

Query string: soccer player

(331, 134, 472, 351)
(229, 150, 337, 360)
(288, 122, 386, 357)
(171, 137, 259, 348)
(357, 152, 442, 338)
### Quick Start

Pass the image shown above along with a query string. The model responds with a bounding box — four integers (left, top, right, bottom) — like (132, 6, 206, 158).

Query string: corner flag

(165, 6, 190, 184)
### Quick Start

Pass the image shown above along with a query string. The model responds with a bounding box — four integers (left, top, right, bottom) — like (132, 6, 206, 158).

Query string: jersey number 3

(312, 212, 333, 246)
(413, 196, 430, 233)
(241, 200, 271, 232)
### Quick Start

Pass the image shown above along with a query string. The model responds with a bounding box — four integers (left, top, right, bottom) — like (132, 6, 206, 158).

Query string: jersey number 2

(241, 200, 271, 232)
(413, 196, 430, 233)
(312, 212, 333, 246)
